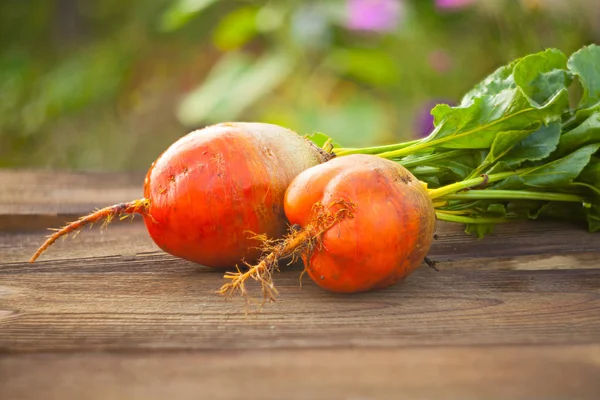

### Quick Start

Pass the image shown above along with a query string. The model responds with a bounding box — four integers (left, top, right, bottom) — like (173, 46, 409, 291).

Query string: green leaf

(305, 132, 343, 148)
(419, 49, 570, 151)
(464, 223, 496, 238)
(486, 161, 516, 176)
(489, 174, 525, 190)
(586, 205, 600, 232)
(536, 201, 588, 225)
(513, 48, 572, 106)
(567, 44, 600, 109)
(519, 143, 600, 188)
(574, 157, 600, 199)
(577, 156, 600, 185)
(427, 88, 567, 149)
(473, 128, 538, 176)
(502, 121, 561, 167)
(569, 182, 600, 198)
(409, 167, 443, 188)
(460, 61, 516, 106)
(486, 203, 507, 216)
(555, 112, 600, 157)
(488, 129, 537, 163)
(434, 160, 476, 180)
(364, 44, 600, 234)
(429, 151, 484, 181)
(416, 175, 441, 188)
(506, 200, 545, 219)
(457, 204, 510, 237)
(490, 143, 599, 191)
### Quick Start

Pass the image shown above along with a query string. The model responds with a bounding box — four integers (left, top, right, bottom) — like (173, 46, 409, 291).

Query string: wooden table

(1, 170, 599, 400)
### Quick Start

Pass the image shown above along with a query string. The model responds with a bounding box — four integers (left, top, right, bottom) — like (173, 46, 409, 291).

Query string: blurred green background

(1, 0, 599, 171)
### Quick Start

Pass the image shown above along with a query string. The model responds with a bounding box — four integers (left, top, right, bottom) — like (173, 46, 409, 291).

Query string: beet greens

(316, 44, 600, 236)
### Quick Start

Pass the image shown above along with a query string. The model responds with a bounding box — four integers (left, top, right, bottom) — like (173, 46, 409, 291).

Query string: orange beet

(284, 154, 436, 293)
(30, 122, 330, 268)
(142, 122, 330, 268)
(219, 154, 437, 300)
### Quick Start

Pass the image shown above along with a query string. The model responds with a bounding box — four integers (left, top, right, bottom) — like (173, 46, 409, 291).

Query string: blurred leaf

(298, 95, 389, 147)
(177, 52, 251, 125)
(1, 40, 129, 137)
(177, 51, 294, 126)
(325, 48, 399, 86)
(255, 5, 286, 33)
(41, 45, 127, 115)
(290, 3, 332, 50)
(213, 6, 259, 50)
(159, 0, 218, 32)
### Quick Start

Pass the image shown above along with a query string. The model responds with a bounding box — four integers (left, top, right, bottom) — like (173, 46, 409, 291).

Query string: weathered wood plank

(1, 221, 160, 263)
(2, 169, 599, 264)
(0, 169, 144, 229)
(0, 170, 144, 210)
(3, 218, 599, 267)
(1, 345, 599, 400)
(2, 169, 598, 253)
(1, 256, 599, 352)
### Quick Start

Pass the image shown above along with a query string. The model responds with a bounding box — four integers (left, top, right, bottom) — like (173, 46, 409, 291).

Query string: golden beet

(284, 154, 436, 293)
(219, 154, 437, 301)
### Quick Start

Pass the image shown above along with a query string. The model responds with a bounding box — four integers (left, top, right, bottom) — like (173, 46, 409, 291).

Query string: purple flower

(345, 0, 404, 32)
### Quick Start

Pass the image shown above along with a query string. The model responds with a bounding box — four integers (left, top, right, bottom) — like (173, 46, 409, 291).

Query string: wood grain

(1, 221, 160, 263)
(1, 345, 599, 400)
(0, 169, 144, 211)
(2, 169, 600, 400)
(1, 255, 599, 353)
(0, 169, 144, 230)
(3, 217, 600, 267)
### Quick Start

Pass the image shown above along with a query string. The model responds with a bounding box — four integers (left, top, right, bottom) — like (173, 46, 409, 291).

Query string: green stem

(375, 107, 535, 159)
(375, 137, 436, 159)
(435, 212, 515, 224)
(334, 139, 421, 156)
(397, 150, 465, 167)
(439, 190, 586, 203)
(428, 170, 519, 200)
(465, 161, 492, 181)
(410, 166, 441, 176)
